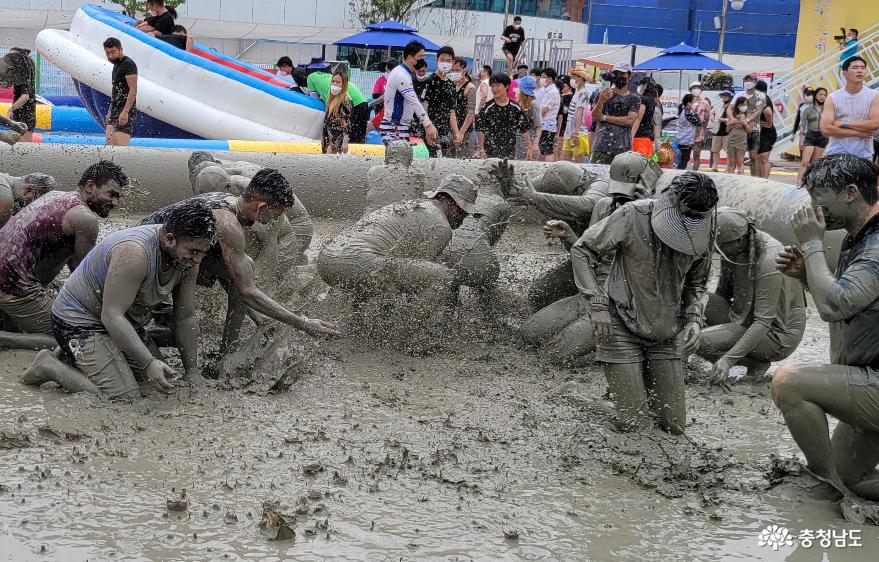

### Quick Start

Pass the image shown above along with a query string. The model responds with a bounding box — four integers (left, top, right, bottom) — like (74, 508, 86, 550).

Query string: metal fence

(0, 47, 78, 98)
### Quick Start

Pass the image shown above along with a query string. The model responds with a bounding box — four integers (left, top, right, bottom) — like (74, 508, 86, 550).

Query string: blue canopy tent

(634, 43, 733, 99)
(335, 20, 440, 67)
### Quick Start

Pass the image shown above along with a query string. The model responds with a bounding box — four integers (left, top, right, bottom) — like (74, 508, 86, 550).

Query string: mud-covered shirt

(12, 69, 36, 128)
(110, 56, 138, 117)
(476, 99, 528, 159)
(827, 213, 879, 368)
(0, 191, 85, 297)
(593, 91, 641, 155)
(421, 74, 458, 136)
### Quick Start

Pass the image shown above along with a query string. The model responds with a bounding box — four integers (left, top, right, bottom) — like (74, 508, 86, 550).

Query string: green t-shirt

(306, 72, 366, 106)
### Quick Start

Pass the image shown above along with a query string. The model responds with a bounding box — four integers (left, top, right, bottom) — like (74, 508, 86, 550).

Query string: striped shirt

(379, 64, 431, 142)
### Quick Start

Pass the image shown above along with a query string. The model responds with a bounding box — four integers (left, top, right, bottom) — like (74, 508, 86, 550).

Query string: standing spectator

(322, 72, 352, 154)
(631, 78, 659, 158)
(5, 48, 35, 143)
(408, 60, 429, 141)
(755, 80, 777, 178)
(590, 62, 641, 164)
(791, 85, 814, 154)
(501, 16, 526, 77)
(476, 74, 528, 160)
(676, 94, 703, 169)
(475, 65, 492, 114)
(821, 56, 879, 160)
(725, 95, 751, 174)
(103, 38, 138, 147)
(838, 28, 860, 67)
(371, 59, 397, 115)
(531, 68, 544, 102)
(731, 75, 767, 176)
(516, 64, 529, 80)
(652, 83, 665, 153)
(688, 81, 711, 170)
(537, 68, 561, 162)
(561, 67, 591, 162)
(516, 75, 542, 160)
(450, 57, 476, 158)
(797, 88, 829, 186)
(275, 56, 296, 84)
(135, 0, 177, 36)
(421, 46, 458, 157)
(379, 41, 437, 146)
(708, 90, 733, 171)
(555, 74, 573, 161)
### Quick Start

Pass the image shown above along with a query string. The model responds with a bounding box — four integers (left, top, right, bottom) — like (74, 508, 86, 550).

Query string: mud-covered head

(160, 199, 215, 271)
(188, 151, 218, 172)
(608, 151, 662, 200)
(240, 168, 296, 226)
(426, 174, 478, 228)
(194, 166, 232, 194)
(0, 48, 33, 86)
(385, 140, 413, 167)
(714, 207, 755, 259)
(652, 172, 718, 256)
(78, 160, 128, 218)
(12, 173, 56, 212)
(533, 161, 584, 195)
(802, 153, 879, 231)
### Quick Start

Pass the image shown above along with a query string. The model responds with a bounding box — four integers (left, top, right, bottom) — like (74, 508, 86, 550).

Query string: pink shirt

(508, 79, 519, 100)
(372, 75, 388, 96)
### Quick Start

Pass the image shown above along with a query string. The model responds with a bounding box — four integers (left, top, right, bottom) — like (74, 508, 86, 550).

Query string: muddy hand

(709, 357, 734, 387)
(776, 246, 806, 281)
(146, 359, 177, 394)
(680, 322, 701, 356)
(792, 206, 825, 244)
(543, 220, 571, 240)
(591, 309, 613, 343)
(490, 159, 516, 198)
(304, 318, 342, 337)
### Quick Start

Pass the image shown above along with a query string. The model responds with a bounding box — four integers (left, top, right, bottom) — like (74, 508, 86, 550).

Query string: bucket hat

(651, 172, 718, 256)
(425, 174, 478, 214)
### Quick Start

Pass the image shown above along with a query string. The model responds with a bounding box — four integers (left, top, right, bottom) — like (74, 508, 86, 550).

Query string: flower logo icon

(758, 525, 795, 551)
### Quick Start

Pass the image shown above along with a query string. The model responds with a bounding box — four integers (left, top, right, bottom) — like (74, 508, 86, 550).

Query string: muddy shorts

(844, 366, 879, 433)
(804, 130, 828, 148)
(108, 109, 138, 136)
(51, 314, 157, 400)
(0, 289, 53, 334)
(595, 309, 681, 364)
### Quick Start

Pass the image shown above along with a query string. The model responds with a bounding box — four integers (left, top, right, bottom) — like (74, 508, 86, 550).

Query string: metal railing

(472, 35, 495, 76)
(522, 38, 573, 74)
(1, 48, 78, 98)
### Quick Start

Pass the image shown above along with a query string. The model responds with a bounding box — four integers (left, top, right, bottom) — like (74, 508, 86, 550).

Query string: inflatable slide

(35, 4, 326, 141)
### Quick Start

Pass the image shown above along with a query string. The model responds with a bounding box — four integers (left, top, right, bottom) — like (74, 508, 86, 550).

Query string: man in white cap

(317, 174, 478, 303)
(590, 62, 641, 164)
(571, 171, 718, 434)
(522, 152, 661, 364)
(695, 208, 806, 384)
(507, 161, 610, 311)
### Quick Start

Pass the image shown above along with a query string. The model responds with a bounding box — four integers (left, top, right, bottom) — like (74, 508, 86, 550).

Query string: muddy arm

(101, 245, 156, 370)
(570, 206, 629, 302)
(804, 250, 879, 322)
(172, 267, 201, 377)
(721, 271, 782, 364)
(682, 255, 711, 326)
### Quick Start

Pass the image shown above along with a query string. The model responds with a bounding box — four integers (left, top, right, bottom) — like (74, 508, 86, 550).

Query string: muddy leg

(20, 349, 101, 395)
(545, 316, 595, 365)
(644, 358, 686, 434)
(0, 330, 59, 351)
(604, 362, 652, 431)
(831, 422, 879, 501)
(520, 295, 580, 345)
(221, 286, 247, 354)
(527, 259, 576, 312)
(695, 322, 746, 363)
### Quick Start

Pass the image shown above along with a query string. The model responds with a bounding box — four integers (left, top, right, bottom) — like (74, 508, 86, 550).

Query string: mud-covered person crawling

(21, 200, 216, 401)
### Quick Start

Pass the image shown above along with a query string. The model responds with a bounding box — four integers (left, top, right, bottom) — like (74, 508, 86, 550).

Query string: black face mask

(613, 76, 628, 89)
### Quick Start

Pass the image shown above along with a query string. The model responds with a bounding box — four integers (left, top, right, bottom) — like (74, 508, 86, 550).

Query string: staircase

(769, 22, 879, 156)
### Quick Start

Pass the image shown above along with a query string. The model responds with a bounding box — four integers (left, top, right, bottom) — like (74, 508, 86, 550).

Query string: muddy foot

(20, 350, 56, 387)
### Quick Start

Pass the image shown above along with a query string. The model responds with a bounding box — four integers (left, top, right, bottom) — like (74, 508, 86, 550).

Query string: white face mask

(330, 85, 343, 95)
(449, 71, 463, 82)
(744, 81, 755, 90)
(437, 62, 452, 74)
(569, 79, 579, 89)
(636, 85, 645, 95)
(416, 74, 429, 82)
(691, 88, 702, 96)
(804, 95, 814, 103)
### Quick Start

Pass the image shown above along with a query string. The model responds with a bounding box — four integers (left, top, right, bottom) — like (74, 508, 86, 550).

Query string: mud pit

(0, 219, 876, 561)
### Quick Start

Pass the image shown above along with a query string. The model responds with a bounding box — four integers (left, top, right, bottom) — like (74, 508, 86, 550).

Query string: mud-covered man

(773, 154, 879, 500)
(0, 49, 33, 145)
(103, 37, 138, 147)
(318, 176, 479, 303)
(696, 208, 807, 383)
(365, 140, 426, 214)
(0, 162, 124, 350)
(572, 172, 718, 434)
(522, 152, 660, 364)
(0, 171, 56, 227)
(141, 169, 338, 351)
(22, 200, 216, 399)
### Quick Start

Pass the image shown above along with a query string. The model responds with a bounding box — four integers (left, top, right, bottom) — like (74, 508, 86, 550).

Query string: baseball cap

(715, 207, 752, 245)
(689, 80, 703, 89)
(719, 90, 734, 99)
(612, 61, 632, 73)
(425, 174, 478, 214)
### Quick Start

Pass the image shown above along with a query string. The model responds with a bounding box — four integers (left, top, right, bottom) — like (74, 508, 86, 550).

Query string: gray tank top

(52, 224, 184, 329)
(826, 86, 878, 158)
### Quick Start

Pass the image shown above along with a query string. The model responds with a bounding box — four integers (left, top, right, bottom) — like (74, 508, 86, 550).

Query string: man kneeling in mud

(21, 200, 216, 399)
(572, 172, 717, 434)
(0, 171, 56, 228)
(774, 154, 879, 500)
(141, 168, 338, 351)
(0, 162, 122, 351)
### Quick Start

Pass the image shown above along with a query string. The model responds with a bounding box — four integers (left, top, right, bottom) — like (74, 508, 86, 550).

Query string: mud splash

(0, 221, 875, 561)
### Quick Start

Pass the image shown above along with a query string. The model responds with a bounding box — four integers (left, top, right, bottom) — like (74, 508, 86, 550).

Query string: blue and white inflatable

(35, 4, 326, 141)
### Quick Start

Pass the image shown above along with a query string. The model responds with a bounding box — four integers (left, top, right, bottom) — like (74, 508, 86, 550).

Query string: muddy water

(0, 222, 876, 561)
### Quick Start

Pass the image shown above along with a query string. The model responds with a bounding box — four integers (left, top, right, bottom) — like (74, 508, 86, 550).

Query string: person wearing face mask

(590, 62, 641, 164)
(726, 95, 752, 174)
(379, 41, 437, 146)
(322, 71, 353, 154)
(561, 67, 592, 163)
(103, 37, 138, 147)
(501, 16, 526, 77)
(22, 199, 215, 400)
(630, 78, 659, 159)
(796, 88, 830, 185)
(774, 153, 879, 501)
(420, 46, 458, 157)
(708, 90, 732, 172)
(687, 81, 711, 171)
(572, 172, 718, 434)
(675, 94, 703, 170)
(537, 68, 561, 162)
(695, 208, 806, 385)
(730, 75, 767, 176)
(449, 57, 476, 158)
(139, 170, 340, 354)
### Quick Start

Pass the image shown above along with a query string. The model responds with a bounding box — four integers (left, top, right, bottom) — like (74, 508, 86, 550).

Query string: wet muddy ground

(0, 220, 876, 561)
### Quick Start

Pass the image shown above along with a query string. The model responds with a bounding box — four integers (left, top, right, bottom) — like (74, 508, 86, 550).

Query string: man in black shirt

(421, 46, 458, 158)
(103, 38, 138, 147)
(501, 16, 526, 77)
(476, 74, 528, 160)
(135, 0, 177, 36)
(4, 48, 36, 143)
